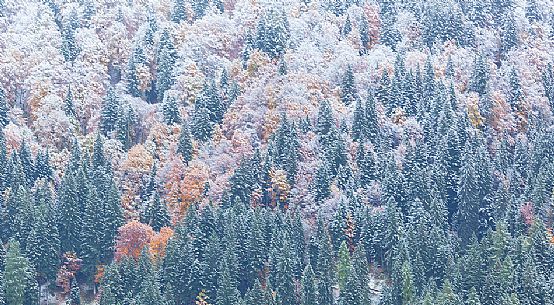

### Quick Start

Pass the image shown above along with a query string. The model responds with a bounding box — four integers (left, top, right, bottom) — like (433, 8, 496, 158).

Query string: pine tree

(127, 55, 141, 98)
(313, 161, 331, 201)
(191, 107, 213, 142)
(172, 0, 187, 24)
(4, 240, 37, 305)
(61, 24, 79, 62)
(340, 65, 358, 105)
(162, 96, 181, 125)
(508, 68, 523, 111)
(500, 14, 518, 56)
(156, 33, 176, 102)
(337, 241, 351, 290)
(301, 263, 318, 305)
(457, 142, 480, 247)
(0, 88, 8, 127)
(69, 279, 81, 305)
(100, 87, 120, 135)
(191, 0, 209, 20)
(351, 98, 365, 141)
(342, 15, 352, 37)
(177, 122, 193, 165)
(469, 55, 488, 96)
(256, 8, 290, 59)
(466, 287, 481, 305)
(278, 56, 287, 75)
(216, 260, 241, 305)
(148, 192, 171, 231)
(359, 17, 370, 53)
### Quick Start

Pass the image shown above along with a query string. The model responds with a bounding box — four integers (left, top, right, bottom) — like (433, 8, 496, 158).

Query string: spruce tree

(0, 88, 8, 127)
(100, 87, 120, 135)
(156, 36, 176, 102)
(313, 161, 331, 201)
(172, 0, 187, 24)
(340, 65, 358, 105)
(69, 279, 81, 305)
(162, 96, 181, 125)
(342, 15, 352, 37)
(469, 55, 488, 96)
(191, 107, 213, 142)
(337, 241, 351, 290)
(4, 240, 37, 305)
(177, 122, 193, 165)
(256, 8, 290, 59)
(351, 98, 365, 141)
(301, 263, 318, 305)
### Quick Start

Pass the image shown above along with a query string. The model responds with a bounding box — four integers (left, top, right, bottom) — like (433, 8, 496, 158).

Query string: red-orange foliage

(56, 252, 82, 294)
(149, 227, 174, 261)
(114, 220, 155, 261)
(521, 202, 534, 226)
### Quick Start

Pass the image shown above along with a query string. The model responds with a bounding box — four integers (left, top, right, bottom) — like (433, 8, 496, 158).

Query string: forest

(0, 0, 554, 304)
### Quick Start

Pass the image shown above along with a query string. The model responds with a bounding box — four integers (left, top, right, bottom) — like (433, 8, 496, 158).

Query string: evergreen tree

(172, 0, 187, 24)
(359, 17, 370, 53)
(0, 88, 8, 128)
(61, 24, 79, 62)
(69, 279, 81, 305)
(100, 87, 120, 135)
(337, 241, 351, 290)
(177, 122, 193, 165)
(501, 14, 518, 56)
(191, 107, 213, 142)
(508, 68, 523, 111)
(341, 15, 352, 37)
(3, 240, 38, 305)
(156, 32, 176, 102)
(191, 0, 209, 20)
(313, 161, 331, 201)
(256, 8, 290, 59)
(457, 142, 480, 247)
(301, 263, 318, 305)
(351, 98, 365, 141)
(469, 55, 488, 96)
(340, 65, 358, 105)
(147, 192, 171, 231)
(162, 96, 181, 125)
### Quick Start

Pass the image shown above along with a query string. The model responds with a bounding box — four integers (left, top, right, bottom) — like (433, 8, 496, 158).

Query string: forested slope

(0, 0, 554, 304)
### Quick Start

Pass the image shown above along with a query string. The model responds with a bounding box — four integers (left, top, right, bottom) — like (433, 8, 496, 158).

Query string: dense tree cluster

(0, 0, 554, 304)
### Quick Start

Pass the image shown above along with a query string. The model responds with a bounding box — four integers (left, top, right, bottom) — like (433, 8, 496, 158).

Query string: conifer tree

(191, 0, 209, 20)
(342, 15, 352, 37)
(172, 0, 187, 24)
(301, 263, 318, 305)
(127, 55, 141, 98)
(61, 24, 79, 62)
(162, 96, 181, 125)
(69, 279, 81, 305)
(191, 107, 213, 142)
(156, 34, 176, 102)
(256, 8, 290, 59)
(501, 14, 518, 56)
(313, 161, 331, 201)
(337, 241, 351, 290)
(340, 65, 357, 105)
(4, 240, 38, 305)
(0, 88, 8, 128)
(177, 122, 193, 165)
(469, 55, 488, 96)
(100, 87, 120, 135)
(351, 98, 365, 141)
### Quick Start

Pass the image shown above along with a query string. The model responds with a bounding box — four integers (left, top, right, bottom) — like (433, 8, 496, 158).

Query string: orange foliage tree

(114, 220, 155, 261)
(149, 227, 174, 261)
(162, 157, 209, 223)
